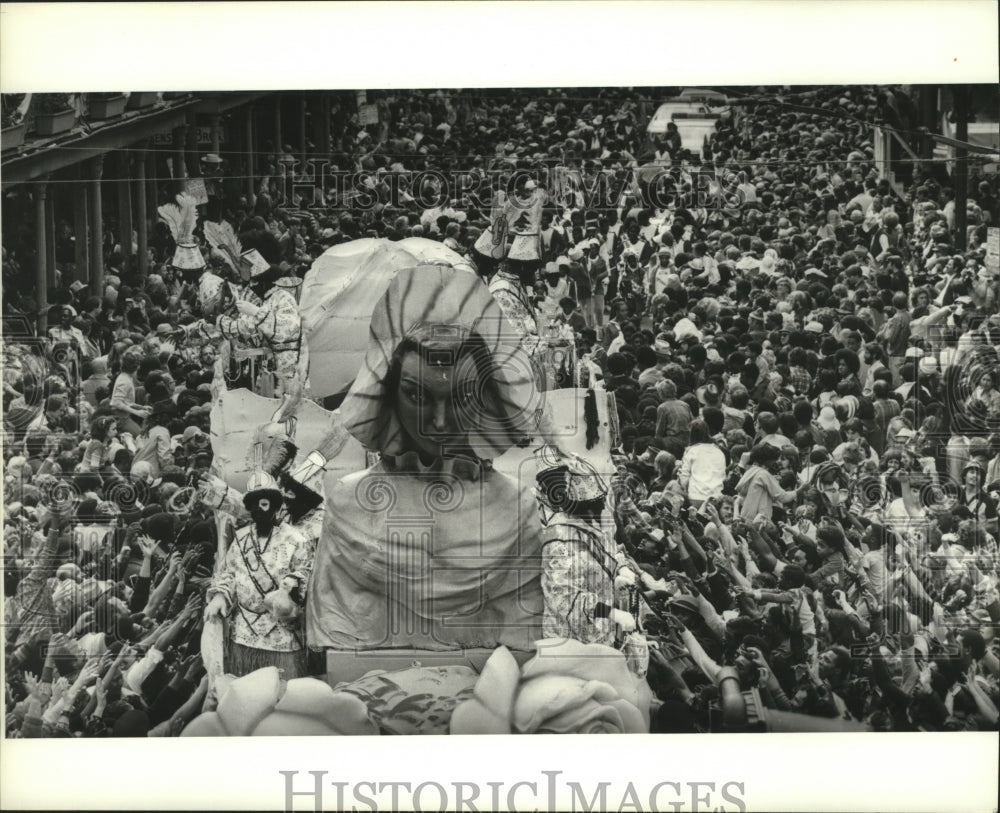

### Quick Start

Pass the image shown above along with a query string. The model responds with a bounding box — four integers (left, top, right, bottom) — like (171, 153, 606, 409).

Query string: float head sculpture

(339, 264, 554, 461)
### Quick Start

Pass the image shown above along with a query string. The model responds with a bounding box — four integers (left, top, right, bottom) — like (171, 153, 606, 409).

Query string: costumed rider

(481, 179, 569, 388)
(215, 228, 308, 412)
(159, 192, 206, 286)
(534, 445, 628, 646)
(203, 467, 314, 678)
(157, 192, 209, 353)
(532, 390, 649, 678)
(197, 415, 349, 549)
(175, 219, 258, 381)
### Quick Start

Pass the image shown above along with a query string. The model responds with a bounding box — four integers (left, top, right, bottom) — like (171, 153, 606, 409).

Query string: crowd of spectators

(3, 85, 999, 735)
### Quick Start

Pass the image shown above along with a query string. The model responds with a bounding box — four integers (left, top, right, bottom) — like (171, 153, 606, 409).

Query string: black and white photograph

(2, 3, 999, 811)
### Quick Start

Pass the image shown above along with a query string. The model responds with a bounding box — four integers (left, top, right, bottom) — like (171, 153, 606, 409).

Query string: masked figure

(216, 260, 306, 401)
(534, 446, 623, 645)
(204, 471, 314, 677)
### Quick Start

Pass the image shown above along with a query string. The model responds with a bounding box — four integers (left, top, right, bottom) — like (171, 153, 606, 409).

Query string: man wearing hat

(217, 255, 307, 402)
(565, 246, 595, 328)
(199, 153, 225, 220)
(203, 470, 313, 678)
(586, 238, 609, 328)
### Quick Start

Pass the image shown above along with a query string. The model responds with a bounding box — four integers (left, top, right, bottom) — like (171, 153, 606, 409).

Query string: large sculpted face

(395, 349, 479, 460)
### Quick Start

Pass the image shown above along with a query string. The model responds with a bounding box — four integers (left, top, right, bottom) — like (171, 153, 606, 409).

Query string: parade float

(180, 223, 662, 736)
(183, 222, 866, 736)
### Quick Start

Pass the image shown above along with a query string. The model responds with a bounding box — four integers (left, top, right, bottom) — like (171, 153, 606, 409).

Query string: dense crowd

(3, 85, 1000, 736)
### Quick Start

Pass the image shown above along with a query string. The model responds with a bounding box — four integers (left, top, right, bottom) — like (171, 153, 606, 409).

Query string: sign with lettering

(152, 126, 225, 146)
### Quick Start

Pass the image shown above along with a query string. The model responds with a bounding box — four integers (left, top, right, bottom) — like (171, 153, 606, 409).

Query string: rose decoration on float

(181, 667, 378, 736)
(450, 639, 651, 735)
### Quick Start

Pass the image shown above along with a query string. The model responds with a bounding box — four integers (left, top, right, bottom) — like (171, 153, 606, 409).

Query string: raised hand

(114, 643, 135, 665)
(77, 659, 102, 686)
(76, 609, 96, 632)
(97, 650, 114, 674)
(137, 534, 158, 559)
(704, 501, 720, 524)
(183, 592, 203, 617)
(51, 676, 70, 703)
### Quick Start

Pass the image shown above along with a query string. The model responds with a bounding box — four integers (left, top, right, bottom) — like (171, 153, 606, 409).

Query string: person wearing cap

(539, 260, 572, 317)
(277, 216, 311, 267)
(645, 241, 674, 289)
(203, 470, 313, 678)
(217, 253, 307, 403)
(198, 153, 225, 219)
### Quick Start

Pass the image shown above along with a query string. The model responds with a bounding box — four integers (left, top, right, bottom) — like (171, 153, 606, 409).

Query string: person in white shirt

(677, 419, 727, 507)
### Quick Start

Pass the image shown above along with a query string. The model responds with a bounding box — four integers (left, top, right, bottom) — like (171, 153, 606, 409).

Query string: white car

(671, 113, 722, 157)
(646, 100, 710, 135)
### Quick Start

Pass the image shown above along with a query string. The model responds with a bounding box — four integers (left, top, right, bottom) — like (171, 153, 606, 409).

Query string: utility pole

(954, 85, 969, 250)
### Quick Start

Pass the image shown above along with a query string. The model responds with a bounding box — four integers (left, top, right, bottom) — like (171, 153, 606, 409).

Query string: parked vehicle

(646, 100, 710, 135)
(671, 112, 722, 157)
